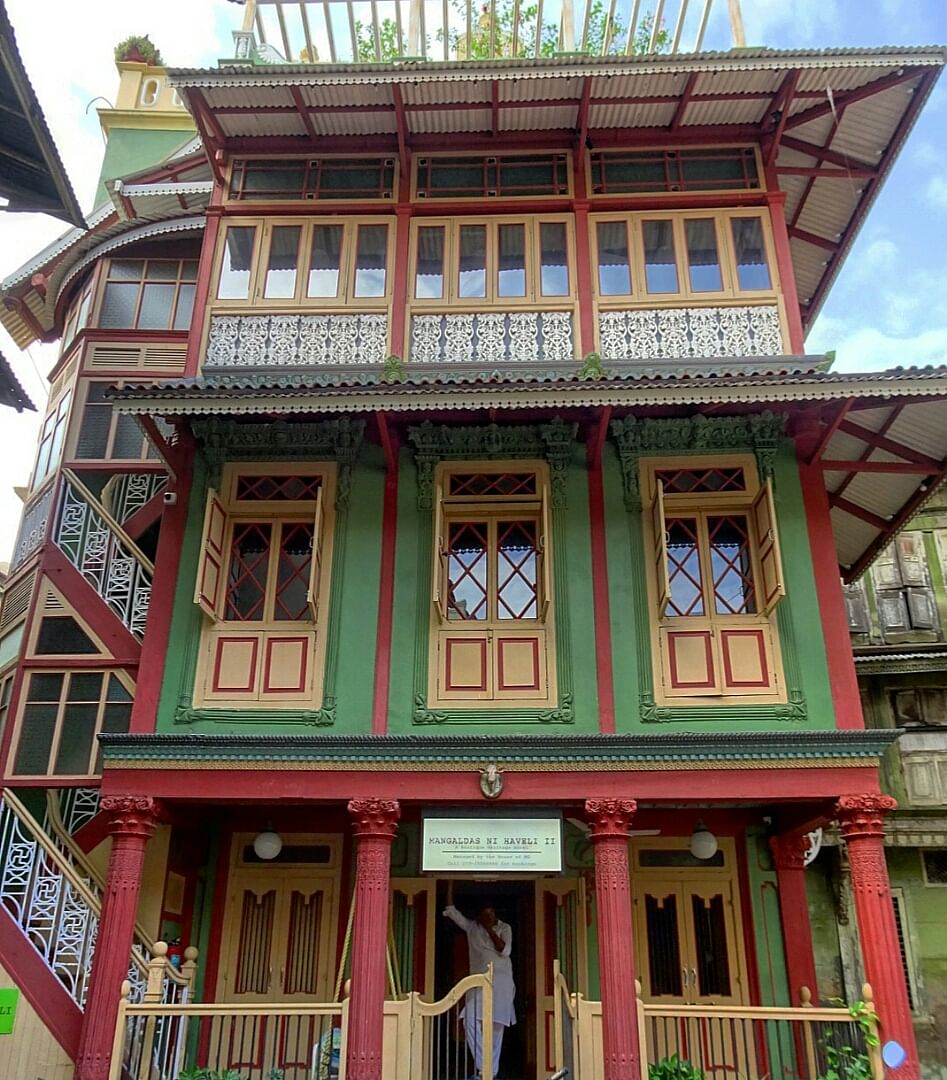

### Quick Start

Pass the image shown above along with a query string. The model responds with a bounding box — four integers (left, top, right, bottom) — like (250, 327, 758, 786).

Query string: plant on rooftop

(354, 2, 667, 61)
(114, 35, 164, 66)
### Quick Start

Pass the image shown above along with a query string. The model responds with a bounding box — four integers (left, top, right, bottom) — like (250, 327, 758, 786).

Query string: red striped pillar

(770, 832, 819, 1003)
(75, 796, 161, 1080)
(837, 794, 919, 1080)
(586, 797, 640, 1080)
(346, 798, 400, 1080)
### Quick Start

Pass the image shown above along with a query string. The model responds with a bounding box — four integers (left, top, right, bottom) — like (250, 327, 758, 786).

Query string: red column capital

(347, 797, 400, 838)
(769, 831, 811, 870)
(585, 797, 637, 838)
(836, 793, 897, 840)
(101, 795, 163, 839)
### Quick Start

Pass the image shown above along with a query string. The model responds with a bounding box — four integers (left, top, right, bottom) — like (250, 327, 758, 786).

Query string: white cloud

(925, 176, 947, 211)
(819, 325, 947, 373)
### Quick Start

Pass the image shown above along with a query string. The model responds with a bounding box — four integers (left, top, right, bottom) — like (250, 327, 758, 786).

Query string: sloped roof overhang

(0, 349, 33, 410)
(168, 46, 946, 329)
(0, 0, 84, 227)
(110, 360, 947, 580)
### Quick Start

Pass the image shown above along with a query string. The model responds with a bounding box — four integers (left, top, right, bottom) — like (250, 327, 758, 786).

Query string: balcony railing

(552, 963, 884, 1080)
(231, 0, 740, 65)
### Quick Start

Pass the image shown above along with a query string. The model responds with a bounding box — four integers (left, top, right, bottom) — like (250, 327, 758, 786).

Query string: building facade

(0, 3, 946, 1079)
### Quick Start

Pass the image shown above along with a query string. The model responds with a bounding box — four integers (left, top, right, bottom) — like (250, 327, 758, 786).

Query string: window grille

(416, 154, 569, 199)
(890, 889, 920, 1012)
(229, 157, 395, 201)
(590, 147, 760, 195)
(922, 850, 947, 886)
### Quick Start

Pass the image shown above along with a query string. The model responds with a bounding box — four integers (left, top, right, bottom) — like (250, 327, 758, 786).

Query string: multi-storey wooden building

(1, 3, 946, 1079)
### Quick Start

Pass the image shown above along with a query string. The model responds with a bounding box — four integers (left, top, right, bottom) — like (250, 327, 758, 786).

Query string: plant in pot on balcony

(648, 1056, 706, 1080)
(175, 1070, 284, 1080)
(114, 34, 164, 65)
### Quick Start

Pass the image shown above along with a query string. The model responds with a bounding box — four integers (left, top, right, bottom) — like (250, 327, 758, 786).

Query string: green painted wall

(603, 438, 837, 731)
(95, 129, 195, 208)
(157, 431, 836, 736)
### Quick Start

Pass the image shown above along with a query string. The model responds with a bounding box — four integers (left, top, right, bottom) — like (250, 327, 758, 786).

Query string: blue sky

(0, 0, 944, 559)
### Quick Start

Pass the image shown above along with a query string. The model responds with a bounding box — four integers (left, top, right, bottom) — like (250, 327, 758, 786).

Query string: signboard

(0, 988, 19, 1034)
(422, 815, 562, 873)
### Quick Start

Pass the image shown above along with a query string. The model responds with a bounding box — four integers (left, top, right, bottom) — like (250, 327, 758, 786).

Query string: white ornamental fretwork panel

(10, 485, 54, 571)
(411, 311, 574, 363)
(206, 313, 389, 367)
(55, 481, 153, 640)
(598, 304, 783, 360)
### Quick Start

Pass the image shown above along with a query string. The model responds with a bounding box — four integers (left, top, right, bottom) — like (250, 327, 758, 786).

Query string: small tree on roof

(114, 35, 164, 66)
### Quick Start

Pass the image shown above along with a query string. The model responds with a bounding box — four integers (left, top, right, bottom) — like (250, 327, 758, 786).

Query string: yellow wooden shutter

(539, 485, 553, 621)
(751, 477, 786, 615)
(432, 480, 447, 620)
(306, 483, 325, 622)
(194, 488, 227, 621)
(651, 480, 670, 618)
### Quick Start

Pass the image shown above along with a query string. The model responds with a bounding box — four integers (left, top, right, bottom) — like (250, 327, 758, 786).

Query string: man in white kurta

(443, 902, 516, 1078)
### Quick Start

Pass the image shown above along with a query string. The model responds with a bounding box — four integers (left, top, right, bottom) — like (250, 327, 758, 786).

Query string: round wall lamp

(689, 820, 718, 861)
(253, 827, 283, 861)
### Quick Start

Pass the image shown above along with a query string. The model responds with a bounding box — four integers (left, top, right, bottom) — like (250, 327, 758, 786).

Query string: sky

(0, 0, 945, 562)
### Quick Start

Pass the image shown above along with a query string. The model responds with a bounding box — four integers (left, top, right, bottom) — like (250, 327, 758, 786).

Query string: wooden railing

(383, 968, 495, 1080)
(559, 976, 884, 1080)
(112, 979, 343, 1080)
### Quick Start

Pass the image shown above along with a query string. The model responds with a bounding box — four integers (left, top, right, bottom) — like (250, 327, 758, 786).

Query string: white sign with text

(421, 816, 562, 872)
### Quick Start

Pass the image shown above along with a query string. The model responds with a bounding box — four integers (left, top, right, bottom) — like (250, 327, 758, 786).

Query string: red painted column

(586, 798, 641, 1080)
(346, 797, 400, 1080)
(770, 832, 819, 1003)
(837, 794, 919, 1080)
(75, 796, 161, 1080)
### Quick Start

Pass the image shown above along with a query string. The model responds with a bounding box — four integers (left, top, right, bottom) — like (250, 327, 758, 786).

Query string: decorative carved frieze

(411, 310, 575, 364)
(598, 304, 783, 361)
(836, 793, 898, 841)
(205, 313, 389, 368)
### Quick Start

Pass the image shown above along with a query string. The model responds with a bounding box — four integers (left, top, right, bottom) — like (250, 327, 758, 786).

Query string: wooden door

(390, 878, 437, 998)
(536, 878, 588, 1080)
(216, 866, 339, 1078)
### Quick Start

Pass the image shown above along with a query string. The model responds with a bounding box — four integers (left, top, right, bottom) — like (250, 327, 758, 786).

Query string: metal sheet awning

(0, 0, 84, 227)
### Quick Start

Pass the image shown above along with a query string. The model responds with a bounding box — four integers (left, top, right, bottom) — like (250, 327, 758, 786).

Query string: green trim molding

(100, 729, 899, 769)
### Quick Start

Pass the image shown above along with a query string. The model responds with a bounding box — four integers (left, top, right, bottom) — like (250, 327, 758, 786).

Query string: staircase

(0, 789, 196, 1060)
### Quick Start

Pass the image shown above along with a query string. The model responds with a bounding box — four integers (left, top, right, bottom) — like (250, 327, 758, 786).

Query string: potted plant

(114, 35, 164, 66)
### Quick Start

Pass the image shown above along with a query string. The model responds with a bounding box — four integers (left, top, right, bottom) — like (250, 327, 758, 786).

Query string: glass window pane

(692, 893, 732, 997)
(53, 703, 97, 775)
(76, 401, 111, 459)
(643, 220, 679, 293)
(458, 225, 487, 298)
(145, 261, 178, 281)
(217, 226, 257, 300)
(645, 892, 683, 997)
(307, 225, 343, 298)
(138, 283, 175, 329)
(68, 672, 103, 702)
(275, 522, 313, 621)
(99, 283, 139, 328)
(226, 522, 272, 621)
(497, 223, 526, 297)
(109, 260, 144, 281)
(731, 217, 771, 289)
(539, 222, 569, 296)
(709, 515, 756, 615)
(415, 226, 445, 300)
(667, 518, 704, 617)
(173, 284, 196, 330)
(13, 703, 57, 774)
(27, 672, 64, 701)
(353, 224, 388, 298)
(685, 219, 723, 292)
(112, 415, 144, 459)
(181, 260, 199, 281)
(447, 521, 488, 621)
(597, 221, 632, 295)
(497, 520, 538, 619)
(264, 226, 301, 299)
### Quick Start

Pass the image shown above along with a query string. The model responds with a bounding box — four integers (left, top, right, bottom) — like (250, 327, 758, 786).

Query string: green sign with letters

(0, 988, 19, 1034)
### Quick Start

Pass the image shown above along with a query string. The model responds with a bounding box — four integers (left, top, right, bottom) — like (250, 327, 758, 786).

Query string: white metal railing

(598, 303, 784, 360)
(231, 0, 739, 65)
(55, 471, 153, 640)
(0, 789, 196, 1010)
(411, 310, 575, 363)
(205, 312, 389, 367)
